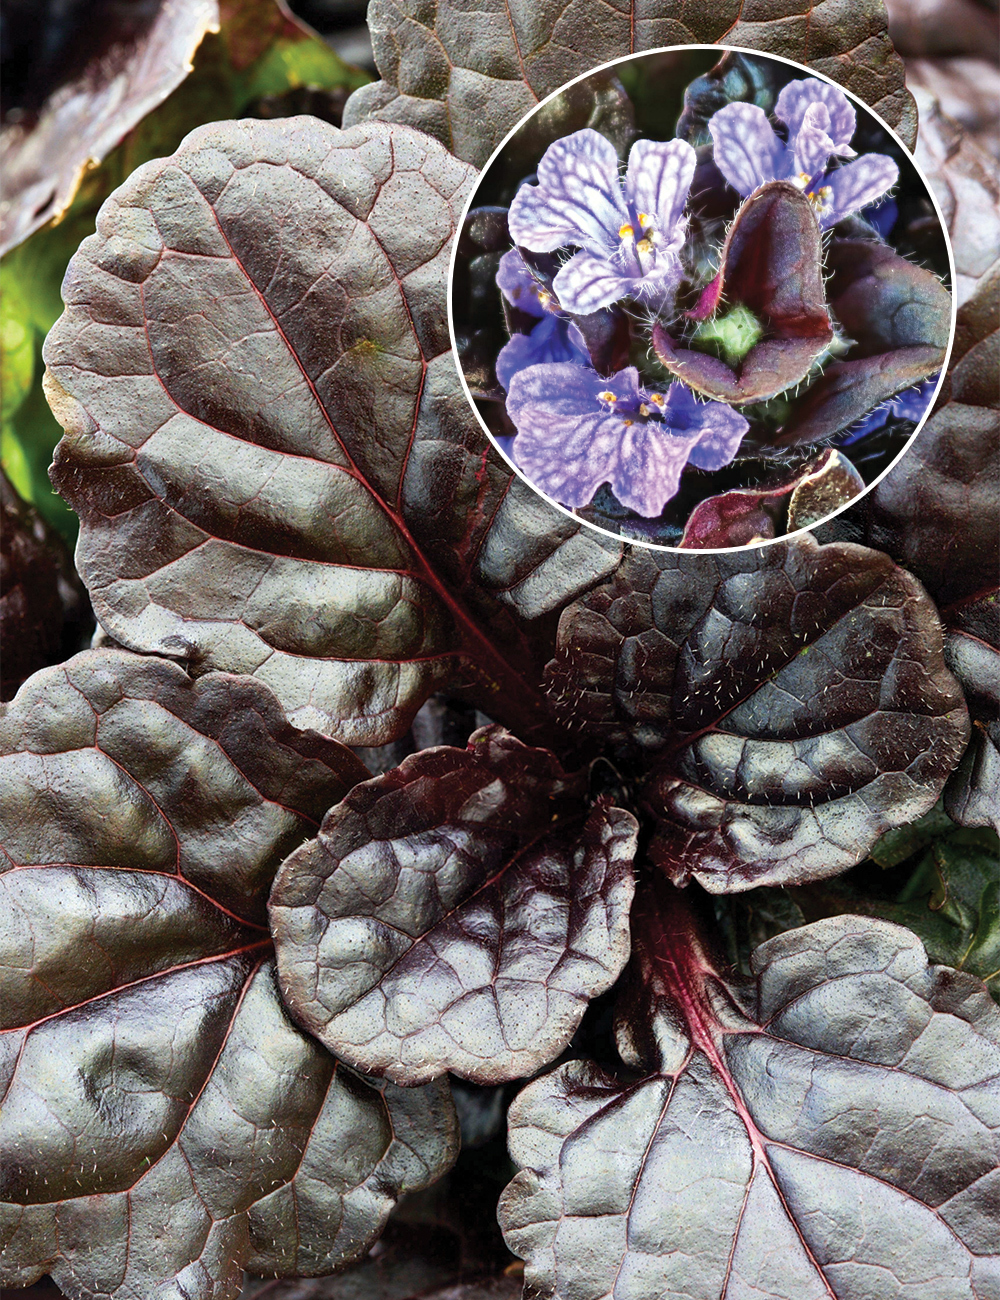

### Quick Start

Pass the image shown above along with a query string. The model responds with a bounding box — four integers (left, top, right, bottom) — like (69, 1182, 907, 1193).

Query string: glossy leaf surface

(912, 86, 1000, 304)
(0, 650, 456, 1296)
(342, 0, 915, 166)
(824, 260, 999, 832)
(44, 116, 619, 746)
(546, 537, 970, 892)
(861, 259, 998, 613)
(272, 727, 638, 1085)
(652, 183, 834, 405)
(500, 886, 1000, 1299)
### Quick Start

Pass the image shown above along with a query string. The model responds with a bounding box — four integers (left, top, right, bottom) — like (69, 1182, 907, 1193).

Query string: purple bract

(708, 77, 899, 228)
(504, 362, 749, 517)
(507, 129, 696, 314)
(494, 249, 589, 389)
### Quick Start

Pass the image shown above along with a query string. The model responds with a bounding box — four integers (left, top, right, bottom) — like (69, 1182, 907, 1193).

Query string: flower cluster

(708, 78, 899, 227)
(484, 68, 920, 534)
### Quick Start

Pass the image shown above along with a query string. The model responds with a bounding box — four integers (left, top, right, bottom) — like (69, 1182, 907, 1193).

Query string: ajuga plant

(453, 50, 955, 547)
(1, 4, 998, 1299)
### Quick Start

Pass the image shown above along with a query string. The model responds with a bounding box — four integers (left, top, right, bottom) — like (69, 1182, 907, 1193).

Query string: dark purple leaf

(652, 182, 834, 404)
(500, 878, 1000, 1299)
(241, 1218, 464, 1299)
(678, 448, 865, 548)
(245, 1269, 521, 1300)
(0, 650, 456, 1296)
(0, 469, 91, 699)
(776, 239, 952, 445)
(813, 261, 998, 833)
(943, 628, 1000, 835)
(545, 537, 970, 892)
(43, 117, 620, 748)
(860, 259, 999, 614)
(0, 0, 217, 254)
(271, 726, 638, 1085)
(341, 0, 915, 166)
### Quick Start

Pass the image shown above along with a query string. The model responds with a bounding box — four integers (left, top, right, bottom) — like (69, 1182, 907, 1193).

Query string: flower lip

(503, 360, 749, 519)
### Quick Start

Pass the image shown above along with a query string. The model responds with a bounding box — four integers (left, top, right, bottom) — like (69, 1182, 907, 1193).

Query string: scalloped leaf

(545, 536, 970, 892)
(0, 650, 456, 1297)
(341, 0, 915, 165)
(500, 883, 1000, 1299)
(271, 726, 637, 1085)
(43, 116, 620, 747)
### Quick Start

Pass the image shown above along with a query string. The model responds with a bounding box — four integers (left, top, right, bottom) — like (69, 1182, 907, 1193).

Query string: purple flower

(505, 362, 749, 517)
(494, 250, 589, 389)
(708, 78, 898, 228)
(507, 129, 696, 315)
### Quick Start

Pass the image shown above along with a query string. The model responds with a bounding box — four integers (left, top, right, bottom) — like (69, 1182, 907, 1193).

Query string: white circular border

(446, 43, 957, 555)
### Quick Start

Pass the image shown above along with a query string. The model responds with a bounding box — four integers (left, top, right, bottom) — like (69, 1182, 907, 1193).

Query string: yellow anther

(622, 418, 633, 426)
(598, 390, 616, 404)
(537, 289, 552, 309)
(635, 238, 653, 256)
(649, 392, 665, 406)
(619, 223, 635, 240)
(639, 403, 652, 417)
(637, 212, 651, 228)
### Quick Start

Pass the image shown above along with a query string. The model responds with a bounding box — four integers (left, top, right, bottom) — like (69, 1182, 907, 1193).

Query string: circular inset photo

(449, 48, 955, 550)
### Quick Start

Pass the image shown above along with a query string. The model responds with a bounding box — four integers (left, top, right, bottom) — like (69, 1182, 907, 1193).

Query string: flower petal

(824, 153, 899, 227)
(508, 129, 628, 256)
(624, 138, 696, 244)
(776, 77, 856, 153)
(792, 102, 837, 181)
(506, 362, 629, 508)
(708, 102, 787, 196)
(496, 249, 547, 317)
(611, 422, 702, 516)
(656, 382, 749, 471)
(552, 249, 635, 314)
(686, 407, 751, 470)
(495, 316, 589, 390)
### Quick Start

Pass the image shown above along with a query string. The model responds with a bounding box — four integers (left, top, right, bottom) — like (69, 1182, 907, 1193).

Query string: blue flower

(507, 129, 697, 315)
(494, 250, 589, 390)
(838, 377, 939, 445)
(708, 78, 898, 229)
(504, 362, 749, 517)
